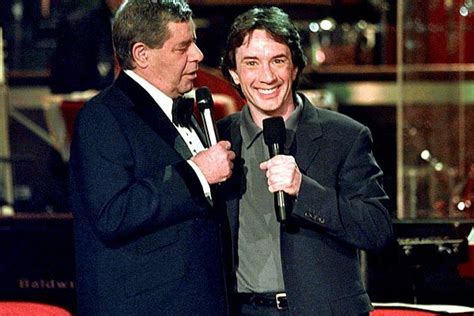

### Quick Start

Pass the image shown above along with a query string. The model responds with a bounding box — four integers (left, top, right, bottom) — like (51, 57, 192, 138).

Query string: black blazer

(217, 95, 394, 315)
(69, 73, 228, 315)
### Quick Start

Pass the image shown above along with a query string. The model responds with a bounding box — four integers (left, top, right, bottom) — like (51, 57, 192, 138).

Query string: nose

(259, 63, 276, 83)
(189, 42, 204, 63)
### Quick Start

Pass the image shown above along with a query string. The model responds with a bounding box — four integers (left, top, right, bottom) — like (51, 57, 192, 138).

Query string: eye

(175, 41, 193, 54)
(176, 46, 188, 53)
(244, 60, 257, 67)
(273, 58, 286, 64)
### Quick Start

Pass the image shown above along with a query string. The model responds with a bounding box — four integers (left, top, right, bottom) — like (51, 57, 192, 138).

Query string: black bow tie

(172, 97, 194, 128)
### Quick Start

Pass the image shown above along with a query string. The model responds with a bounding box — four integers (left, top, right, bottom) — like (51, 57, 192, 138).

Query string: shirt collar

(241, 105, 261, 149)
(241, 95, 303, 149)
(285, 94, 303, 134)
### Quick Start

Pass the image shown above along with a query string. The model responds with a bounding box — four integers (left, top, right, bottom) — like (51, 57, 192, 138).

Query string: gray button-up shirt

(236, 101, 302, 293)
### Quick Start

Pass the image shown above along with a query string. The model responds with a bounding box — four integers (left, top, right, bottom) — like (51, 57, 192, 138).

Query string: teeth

(259, 88, 276, 94)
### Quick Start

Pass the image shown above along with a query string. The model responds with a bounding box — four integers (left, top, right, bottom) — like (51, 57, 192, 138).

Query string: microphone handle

(268, 143, 287, 223)
(275, 191, 287, 222)
(201, 108, 219, 147)
(268, 143, 281, 157)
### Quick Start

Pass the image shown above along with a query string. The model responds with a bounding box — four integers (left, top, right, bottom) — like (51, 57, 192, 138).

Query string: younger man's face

(229, 29, 298, 126)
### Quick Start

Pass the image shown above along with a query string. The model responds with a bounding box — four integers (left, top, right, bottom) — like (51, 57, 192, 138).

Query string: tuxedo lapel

(190, 116, 208, 148)
(114, 72, 193, 160)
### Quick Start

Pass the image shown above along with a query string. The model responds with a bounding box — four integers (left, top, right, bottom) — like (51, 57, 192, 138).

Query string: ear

(229, 70, 240, 85)
(131, 42, 149, 69)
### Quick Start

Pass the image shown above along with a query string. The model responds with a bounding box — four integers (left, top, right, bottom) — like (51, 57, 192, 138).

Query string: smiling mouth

(258, 87, 277, 95)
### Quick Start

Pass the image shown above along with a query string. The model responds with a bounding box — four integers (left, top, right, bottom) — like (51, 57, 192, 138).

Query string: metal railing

(0, 27, 15, 215)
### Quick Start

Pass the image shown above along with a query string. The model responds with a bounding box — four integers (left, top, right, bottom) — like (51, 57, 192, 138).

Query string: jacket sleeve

(290, 126, 394, 251)
(69, 102, 211, 245)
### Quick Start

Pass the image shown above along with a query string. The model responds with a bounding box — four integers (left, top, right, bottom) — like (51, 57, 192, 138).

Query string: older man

(69, 1, 235, 314)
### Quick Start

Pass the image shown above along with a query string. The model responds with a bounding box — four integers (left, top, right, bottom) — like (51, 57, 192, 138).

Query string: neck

(250, 103, 296, 129)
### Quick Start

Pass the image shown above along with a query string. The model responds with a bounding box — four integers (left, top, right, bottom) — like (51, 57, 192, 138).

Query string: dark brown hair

(221, 6, 307, 96)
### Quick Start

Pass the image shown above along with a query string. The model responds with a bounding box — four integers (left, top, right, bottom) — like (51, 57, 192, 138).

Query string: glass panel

(399, 0, 474, 219)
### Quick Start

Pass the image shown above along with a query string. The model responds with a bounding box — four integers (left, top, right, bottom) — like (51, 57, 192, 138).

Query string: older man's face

(141, 20, 204, 98)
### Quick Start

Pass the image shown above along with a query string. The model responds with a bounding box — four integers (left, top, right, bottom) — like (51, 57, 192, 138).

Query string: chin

(260, 102, 282, 112)
(180, 83, 194, 94)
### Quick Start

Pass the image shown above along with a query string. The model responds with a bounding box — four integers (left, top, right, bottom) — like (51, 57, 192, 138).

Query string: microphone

(263, 116, 288, 223)
(196, 86, 219, 147)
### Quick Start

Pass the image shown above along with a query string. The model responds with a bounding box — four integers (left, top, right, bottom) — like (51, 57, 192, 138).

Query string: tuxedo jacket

(50, 2, 115, 93)
(69, 73, 228, 315)
(217, 95, 394, 316)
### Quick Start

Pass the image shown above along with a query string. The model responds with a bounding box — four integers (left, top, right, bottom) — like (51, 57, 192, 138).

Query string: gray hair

(113, 0, 192, 70)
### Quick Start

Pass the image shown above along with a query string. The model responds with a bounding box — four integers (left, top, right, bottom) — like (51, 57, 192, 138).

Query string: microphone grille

(195, 86, 214, 111)
(263, 116, 286, 146)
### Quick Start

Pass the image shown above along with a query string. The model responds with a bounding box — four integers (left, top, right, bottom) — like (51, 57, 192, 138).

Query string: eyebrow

(241, 54, 289, 61)
(272, 54, 289, 60)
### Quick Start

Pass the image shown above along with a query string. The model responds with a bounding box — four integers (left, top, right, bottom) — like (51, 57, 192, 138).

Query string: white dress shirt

(124, 70, 212, 199)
